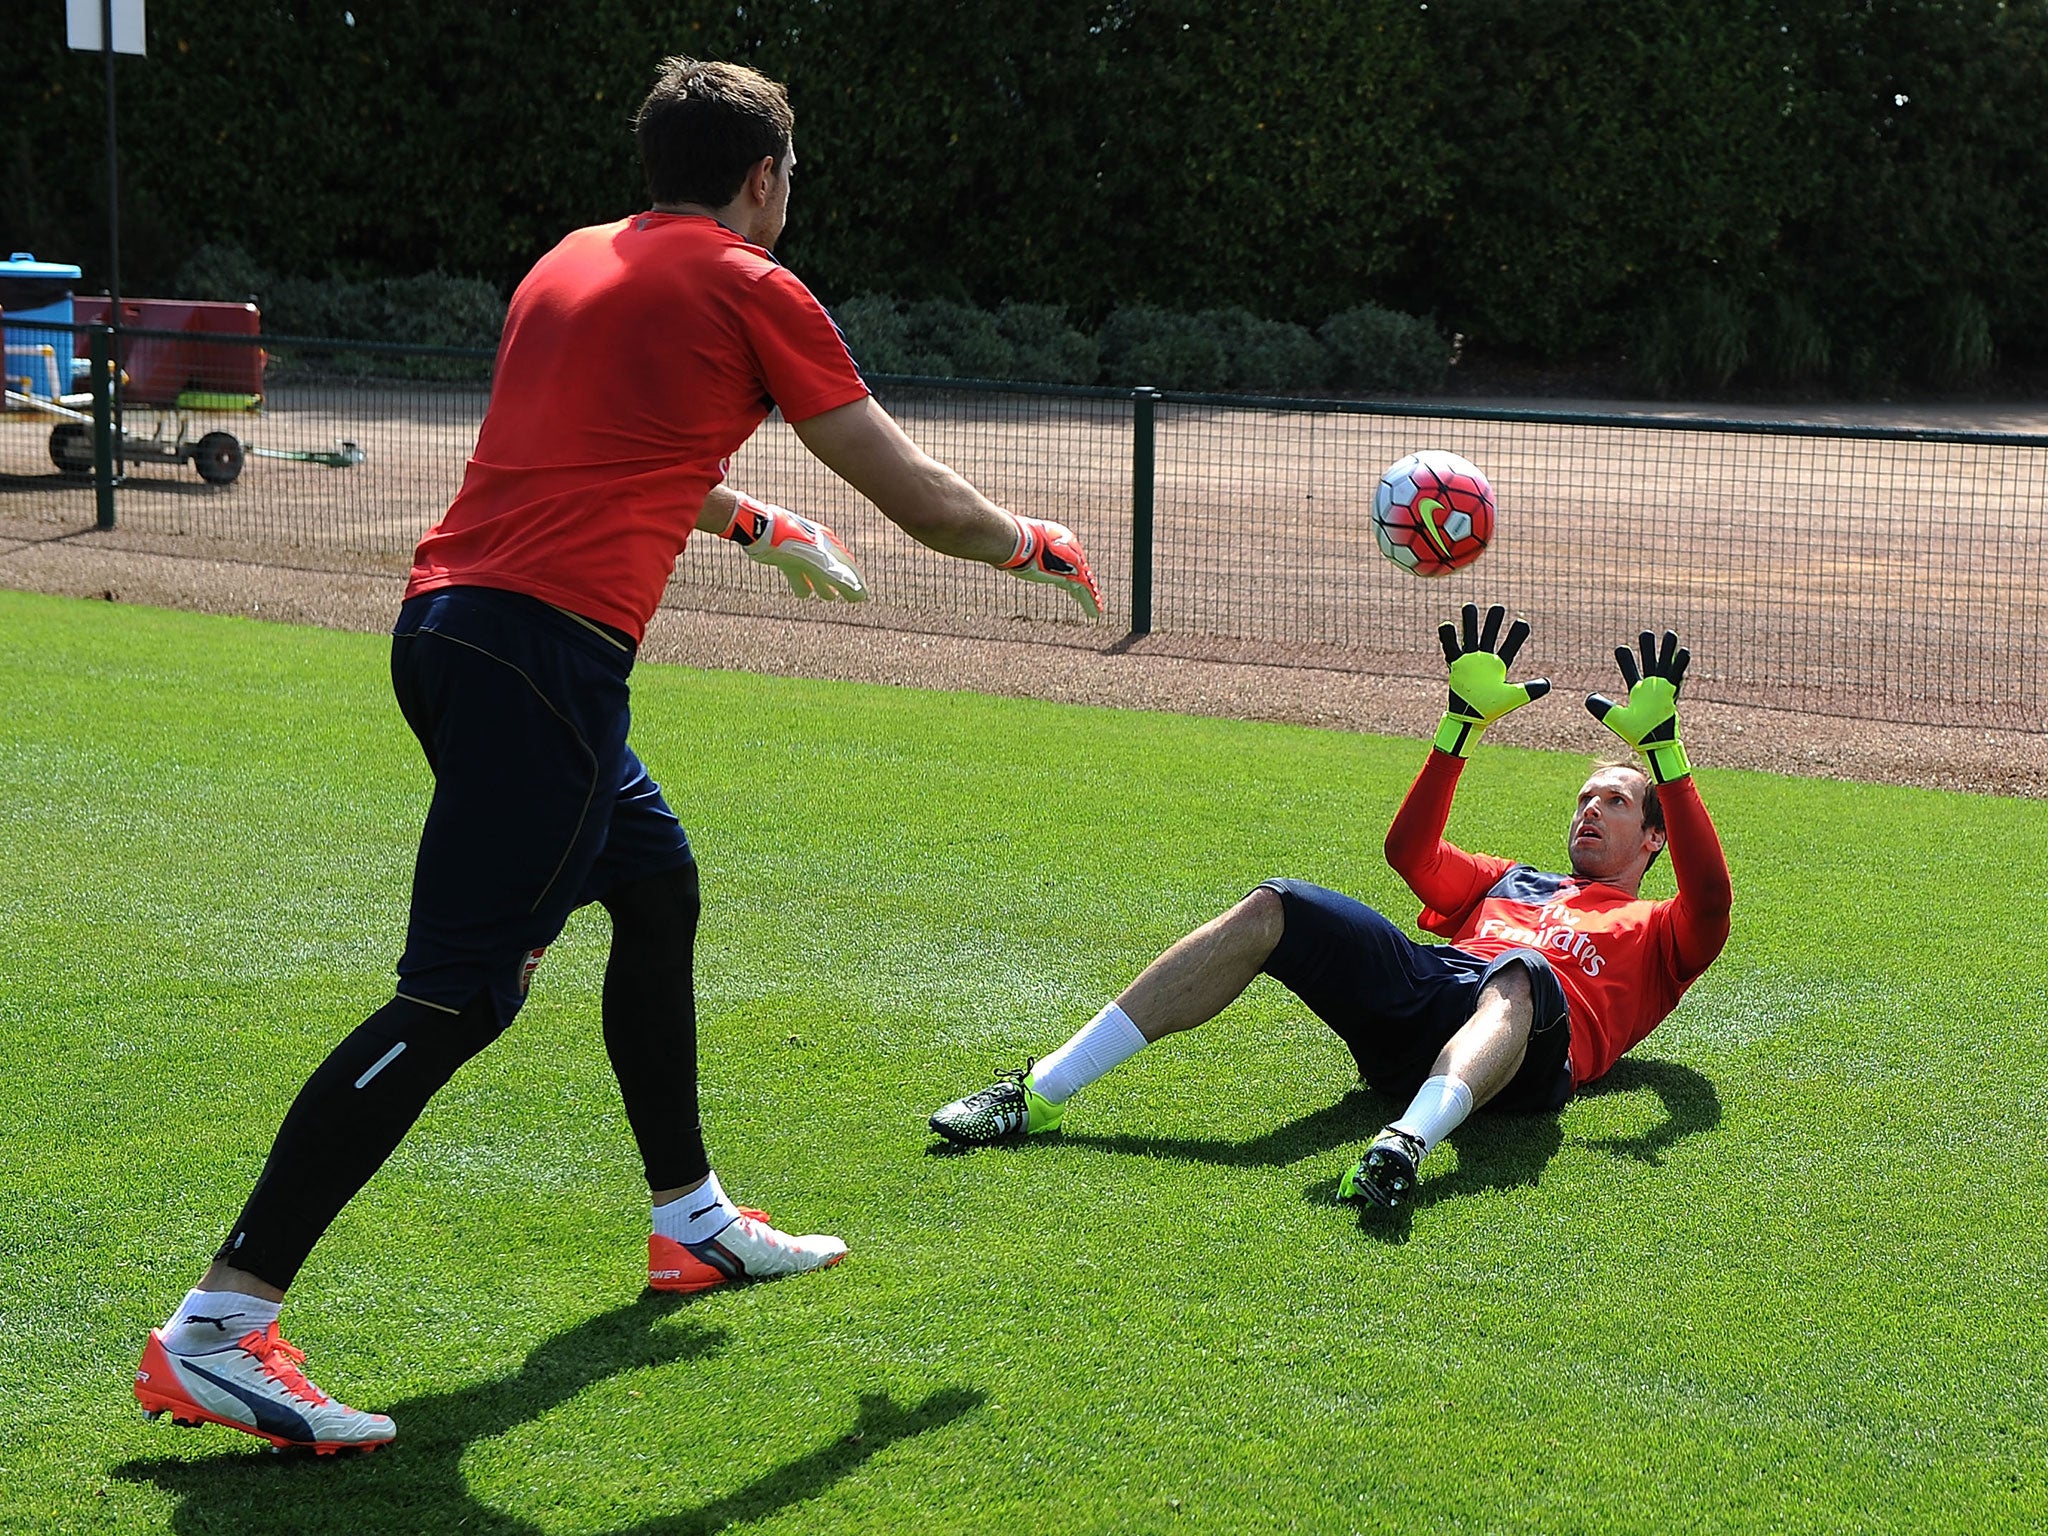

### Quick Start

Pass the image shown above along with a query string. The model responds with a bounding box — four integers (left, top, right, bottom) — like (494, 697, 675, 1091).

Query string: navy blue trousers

(1259, 879, 1574, 1113)
(388, 586, 694, 1022)
(219, 588, 706, 1287)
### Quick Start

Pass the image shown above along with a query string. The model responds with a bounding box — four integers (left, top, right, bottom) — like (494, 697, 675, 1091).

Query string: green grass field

(2, 588, 2044, 1534)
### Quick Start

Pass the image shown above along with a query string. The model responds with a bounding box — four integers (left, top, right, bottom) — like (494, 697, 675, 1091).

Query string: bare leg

(1115, 887, 1285, 1042)
(981, 888, 1281, 1112)
(1430, 962, 1535, 1109)
(1347, 963, 1539, 1208)
(931, 888, 1289, 1141)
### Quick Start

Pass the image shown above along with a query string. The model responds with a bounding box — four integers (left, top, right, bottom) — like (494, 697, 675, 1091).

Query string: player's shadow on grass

(114, 1292, 985, 1536)
(1337, 1056, 1722, 1243)
(1571, 1055, 1722, 1163)
(1038, 1088, 1375, 1169)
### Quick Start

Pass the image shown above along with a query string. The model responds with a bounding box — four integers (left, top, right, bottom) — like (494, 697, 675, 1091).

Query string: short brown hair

(635, 58, 793, 207)
(1593, 755, 1664, 836)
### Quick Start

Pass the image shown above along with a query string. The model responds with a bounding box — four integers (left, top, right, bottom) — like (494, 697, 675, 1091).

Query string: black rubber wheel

(191, 431, 244, 486)
(49, 423, 95, 476)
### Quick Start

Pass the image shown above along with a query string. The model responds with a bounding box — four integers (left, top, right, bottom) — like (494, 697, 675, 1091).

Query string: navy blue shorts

(1258, 878, 1573, 1113)
(388, 587, 695, 1025)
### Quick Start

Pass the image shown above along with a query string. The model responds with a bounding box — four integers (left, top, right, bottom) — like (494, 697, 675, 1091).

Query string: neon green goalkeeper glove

(1433, 603, 1551, 757)
(1585, 629, 1692, 782)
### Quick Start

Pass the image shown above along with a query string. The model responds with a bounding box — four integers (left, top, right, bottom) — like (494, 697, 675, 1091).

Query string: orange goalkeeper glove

(720, 495, 867, 602)
(1000, 515, 1102, 617)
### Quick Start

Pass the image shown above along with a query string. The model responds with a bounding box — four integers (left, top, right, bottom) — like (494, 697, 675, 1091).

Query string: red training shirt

(406, 214, 870, 640)
(1382, 751, 1733, 1088)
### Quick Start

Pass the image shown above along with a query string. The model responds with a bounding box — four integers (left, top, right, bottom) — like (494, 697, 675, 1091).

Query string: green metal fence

(4, 326, 2045, 730)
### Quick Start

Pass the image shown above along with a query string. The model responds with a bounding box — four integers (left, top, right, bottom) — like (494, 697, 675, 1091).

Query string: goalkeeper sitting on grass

(930, 604, 1732, 1209)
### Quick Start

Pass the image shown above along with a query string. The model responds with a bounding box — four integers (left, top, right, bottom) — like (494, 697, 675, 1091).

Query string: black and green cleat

(1338, 1126, 1426, 1208)
(928, 1069, 1064, 1146)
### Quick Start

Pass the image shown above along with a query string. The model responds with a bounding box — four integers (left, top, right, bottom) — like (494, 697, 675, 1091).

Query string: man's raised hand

(1586, 630, 1691, 782)
(1434, 602, 1551, 757)
(1000, 515, 1102, 617)
(720, 495, 868, 601)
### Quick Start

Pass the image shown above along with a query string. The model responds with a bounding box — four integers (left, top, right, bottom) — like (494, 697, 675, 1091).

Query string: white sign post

(67, 0, 146, 480)
(66, 0, 146, 55)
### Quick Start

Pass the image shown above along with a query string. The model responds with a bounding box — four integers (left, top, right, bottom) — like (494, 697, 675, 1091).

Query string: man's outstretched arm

(1384, 752, 1511, 924)
(1587, 629, 1732, 974)
(791, 396, 1101, 615)
(1655, 777, 1732, 977)
(1385, 604, 1541, 920)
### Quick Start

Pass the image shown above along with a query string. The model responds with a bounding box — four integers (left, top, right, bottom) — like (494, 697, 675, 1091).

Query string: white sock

(160, 1288, 282, 1356)
(1390, 1075, 1476, 1157)
(1026, 1003, 1150, 1104)
(652, 1169, 741, 1245)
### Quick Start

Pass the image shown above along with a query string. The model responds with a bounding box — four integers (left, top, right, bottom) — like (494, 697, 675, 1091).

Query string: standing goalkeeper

(930, 605, 1732, 1209)
(134, 56, 1101, 1455)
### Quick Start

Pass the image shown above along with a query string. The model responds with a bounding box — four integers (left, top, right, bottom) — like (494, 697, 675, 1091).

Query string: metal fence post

(89, 324, 116, 529)
(1130, 386, 1159, 636)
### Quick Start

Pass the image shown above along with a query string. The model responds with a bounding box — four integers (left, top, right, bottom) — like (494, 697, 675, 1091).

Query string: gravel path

(5, 517, 2043, 798)
(6, 387, 2045, 796)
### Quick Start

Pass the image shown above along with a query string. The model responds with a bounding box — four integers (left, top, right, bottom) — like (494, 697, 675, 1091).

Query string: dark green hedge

(825, 294, 1446, 391)
(6, 1, 2044, 388)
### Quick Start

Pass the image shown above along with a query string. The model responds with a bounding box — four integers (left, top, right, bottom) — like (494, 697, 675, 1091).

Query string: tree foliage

(5, 0, 2043, 379)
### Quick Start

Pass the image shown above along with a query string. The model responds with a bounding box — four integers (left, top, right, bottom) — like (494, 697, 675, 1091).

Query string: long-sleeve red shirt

(1382, 751, 1732, 1087)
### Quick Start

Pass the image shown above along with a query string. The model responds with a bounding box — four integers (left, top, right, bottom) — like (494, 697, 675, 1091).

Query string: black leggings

(217, 864, 711, 1290)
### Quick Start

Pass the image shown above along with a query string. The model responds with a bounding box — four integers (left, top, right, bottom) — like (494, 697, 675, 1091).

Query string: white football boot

(648, 1207, 847, 1293)
(135, 1322, 396, 1453)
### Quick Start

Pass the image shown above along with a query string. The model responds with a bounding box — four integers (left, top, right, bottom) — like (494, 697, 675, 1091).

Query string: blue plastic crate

(0, 252, 82, 400)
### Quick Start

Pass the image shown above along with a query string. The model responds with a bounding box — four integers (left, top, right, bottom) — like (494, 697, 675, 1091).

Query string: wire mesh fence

(4, 327, 2045, 729)
(0, 329, 488, 576)
(1140, 397, 2048, 728)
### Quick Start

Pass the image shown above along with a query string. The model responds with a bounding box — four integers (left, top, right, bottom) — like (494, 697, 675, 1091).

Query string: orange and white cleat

(647, 1207, 848, 1294)
(134, 1323, 396, 1453)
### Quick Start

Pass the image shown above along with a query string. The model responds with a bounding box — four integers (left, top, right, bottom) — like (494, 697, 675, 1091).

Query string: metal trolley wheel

(191, 431, 245, 485)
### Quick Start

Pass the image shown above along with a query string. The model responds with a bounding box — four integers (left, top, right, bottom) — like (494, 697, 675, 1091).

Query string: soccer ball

(1373, 450, 1494, 577)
